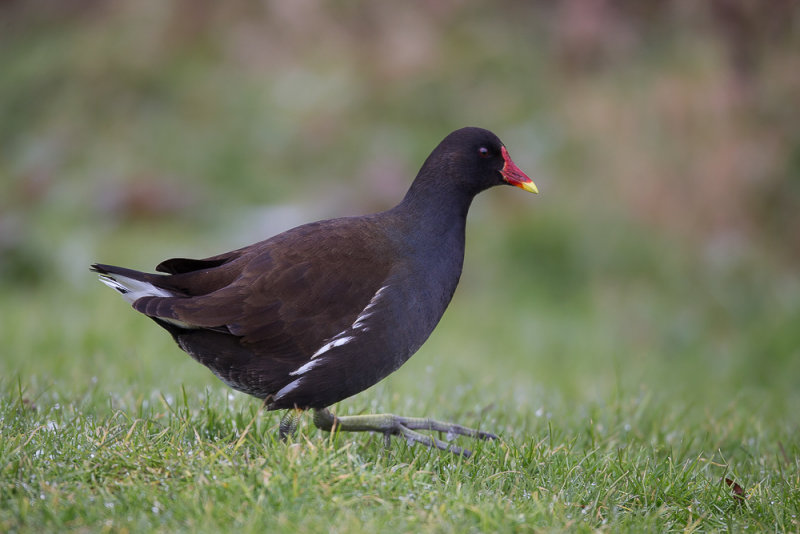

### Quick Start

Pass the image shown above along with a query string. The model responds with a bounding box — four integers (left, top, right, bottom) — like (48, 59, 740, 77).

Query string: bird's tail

(90, 263, 175, 304)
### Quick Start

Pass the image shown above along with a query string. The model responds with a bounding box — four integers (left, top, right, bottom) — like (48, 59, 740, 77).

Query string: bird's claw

(312, 408, 496, 458)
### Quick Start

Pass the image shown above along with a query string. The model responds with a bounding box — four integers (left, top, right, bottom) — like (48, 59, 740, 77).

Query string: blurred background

(1, 1, 799, 422)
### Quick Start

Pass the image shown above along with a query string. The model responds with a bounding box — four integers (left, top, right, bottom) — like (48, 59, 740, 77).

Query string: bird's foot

(279, 409, 300, 441)
(311, 408, 496, 458)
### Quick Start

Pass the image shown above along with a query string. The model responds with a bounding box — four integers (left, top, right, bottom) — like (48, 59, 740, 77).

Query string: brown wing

(133, 217, 394, 362)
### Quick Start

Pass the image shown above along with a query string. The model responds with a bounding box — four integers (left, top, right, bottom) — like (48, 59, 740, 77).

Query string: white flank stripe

(351, 311, 373, 330)
(289, 357, 325, 376)
(311, 336, 354, 359)
(306, 285, 389, 360)
(350, 285, 388, 331)
(273, 377, 303, 401)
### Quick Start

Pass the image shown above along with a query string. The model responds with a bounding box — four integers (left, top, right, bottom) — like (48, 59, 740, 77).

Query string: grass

(2, 369, 797, 532)
(3, 369, 797, 533)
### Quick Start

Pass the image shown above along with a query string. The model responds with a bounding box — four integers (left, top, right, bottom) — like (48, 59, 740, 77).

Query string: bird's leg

(312, 408, 496, 458)
(279, 409, 300, 441)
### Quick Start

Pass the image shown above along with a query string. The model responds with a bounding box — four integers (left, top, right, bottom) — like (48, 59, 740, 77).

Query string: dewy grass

(2, 364, 798, 532)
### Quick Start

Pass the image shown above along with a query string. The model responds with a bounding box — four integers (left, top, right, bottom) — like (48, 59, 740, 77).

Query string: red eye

(478, 147, 490, 158)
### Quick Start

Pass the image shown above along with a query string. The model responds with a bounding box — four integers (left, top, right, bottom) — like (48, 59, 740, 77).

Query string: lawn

(2, 3, 799, 532)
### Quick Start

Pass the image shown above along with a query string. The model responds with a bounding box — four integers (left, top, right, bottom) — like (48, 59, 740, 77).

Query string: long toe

(312, 409, 496, 457)
(395, 425, 473, 458)
(394, 416, 497, 441)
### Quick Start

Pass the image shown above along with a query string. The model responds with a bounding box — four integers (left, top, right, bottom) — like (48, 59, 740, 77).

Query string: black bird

(92, 127, 537, 456)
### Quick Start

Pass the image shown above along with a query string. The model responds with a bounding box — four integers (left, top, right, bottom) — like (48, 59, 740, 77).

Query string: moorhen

(92, 127, 537, 456)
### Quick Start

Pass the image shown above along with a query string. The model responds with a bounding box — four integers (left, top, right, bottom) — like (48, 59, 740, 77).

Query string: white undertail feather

(97, 273, 174, 304)
(97, 273, 196, 329)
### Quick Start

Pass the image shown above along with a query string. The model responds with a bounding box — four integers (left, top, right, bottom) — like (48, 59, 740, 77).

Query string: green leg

(312, 408, 496, 458)
(279, 409, 300, 441)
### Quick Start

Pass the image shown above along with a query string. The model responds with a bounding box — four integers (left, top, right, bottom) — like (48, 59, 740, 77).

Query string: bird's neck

(395, 173, 475, 232)
(388, 174, 474, 268)
(377, 171, 476, 326)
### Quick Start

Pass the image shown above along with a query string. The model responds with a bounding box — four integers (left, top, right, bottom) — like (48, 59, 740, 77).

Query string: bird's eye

(478, 147, 490, 158)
